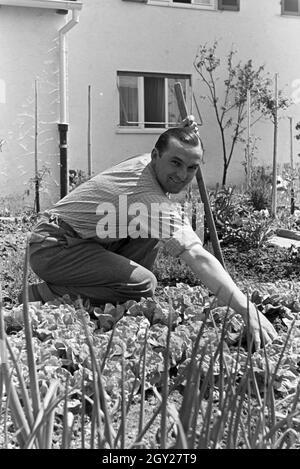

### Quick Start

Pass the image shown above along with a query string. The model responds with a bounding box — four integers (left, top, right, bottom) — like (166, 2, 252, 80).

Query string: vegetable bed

(1, 216, 300, 449)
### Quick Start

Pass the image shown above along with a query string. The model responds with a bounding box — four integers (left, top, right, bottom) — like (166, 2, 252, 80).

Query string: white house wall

(67, 0, 300, 191)
(0, 6, 64, 208)
(1, 0, 300, 207)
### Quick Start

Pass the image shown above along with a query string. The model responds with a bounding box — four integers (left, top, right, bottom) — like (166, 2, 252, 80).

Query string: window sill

(147, 1, 217, 12)
(116, 127, 167, 134)
(281, 13, 300, 17)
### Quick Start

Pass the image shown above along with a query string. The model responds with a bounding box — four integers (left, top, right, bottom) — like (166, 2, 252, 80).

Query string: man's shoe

(18, 284, 45, 304)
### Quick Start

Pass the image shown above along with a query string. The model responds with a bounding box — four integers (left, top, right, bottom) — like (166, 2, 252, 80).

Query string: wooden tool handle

(174, 82, 226, 268)
(174, 82, 189, 120)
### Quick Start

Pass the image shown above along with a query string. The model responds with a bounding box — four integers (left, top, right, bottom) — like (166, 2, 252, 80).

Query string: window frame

(147, 0, 241, 11)
(117, 71, 192, 133)
(147, 0, 217, 11)
(281, 0, 300, 16)
(172, 0, 215, 5)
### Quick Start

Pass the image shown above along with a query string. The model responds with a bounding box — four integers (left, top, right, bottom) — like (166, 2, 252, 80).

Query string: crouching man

(20, 122, 277, 350)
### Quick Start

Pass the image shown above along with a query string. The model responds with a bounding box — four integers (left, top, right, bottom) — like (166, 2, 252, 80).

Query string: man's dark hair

(154, 127, 203, 156)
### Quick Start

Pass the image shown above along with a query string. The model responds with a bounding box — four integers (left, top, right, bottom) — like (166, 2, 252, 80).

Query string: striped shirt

(45, 154, 202, 257)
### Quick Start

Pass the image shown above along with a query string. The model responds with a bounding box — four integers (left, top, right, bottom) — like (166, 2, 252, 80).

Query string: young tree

(296, 121, 300, 156)
(257, 74, 291, 217)
(194, 41, 290, 186)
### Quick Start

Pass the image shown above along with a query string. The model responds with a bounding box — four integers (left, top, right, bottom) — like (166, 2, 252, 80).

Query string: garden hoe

(174, 82, 226, 268)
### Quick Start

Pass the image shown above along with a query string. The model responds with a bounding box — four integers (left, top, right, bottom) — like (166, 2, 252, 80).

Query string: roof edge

(0, 0, 83, 11)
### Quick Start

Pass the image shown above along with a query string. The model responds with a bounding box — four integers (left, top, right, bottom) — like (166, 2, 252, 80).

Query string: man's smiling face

(151, 136, 202, 194)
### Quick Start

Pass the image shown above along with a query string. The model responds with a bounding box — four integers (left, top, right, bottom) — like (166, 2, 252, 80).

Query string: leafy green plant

(69, 169, 91, 192)
(2, 257, 300, 448)
(24, 165, 51, 213)
(0, 246, 73, 449)
(1, 219, 300, 449)
(153, 248, 197, 286)
(248, 166, 272, 211)
(285, 245, 300, 265)
(275, 208, 300, 231)
(279, 164, 300, 214)
(208, 185, 251, 238)
(221, 210, 275, 251)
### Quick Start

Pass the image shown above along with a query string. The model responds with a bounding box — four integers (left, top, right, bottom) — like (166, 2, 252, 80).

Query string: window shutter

(218, 0, 240, 11)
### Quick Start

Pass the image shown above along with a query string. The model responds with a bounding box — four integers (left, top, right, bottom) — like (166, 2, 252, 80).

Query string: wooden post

(246, 89, 251, 190)
(271, 73, 278, 218)
(34, 80, 40, 213)
(289, 116, 295, 214)
(174, 82, 226, 269)
(87, 84, 92, 178)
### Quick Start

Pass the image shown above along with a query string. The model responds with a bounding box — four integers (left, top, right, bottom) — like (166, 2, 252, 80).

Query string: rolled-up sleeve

(127, 192, 203, 256)
(163, 221, 202, 257)
(149, 201, 203, 257)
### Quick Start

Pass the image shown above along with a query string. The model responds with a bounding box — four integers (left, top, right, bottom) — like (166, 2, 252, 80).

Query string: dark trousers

(28, 216, 159, 305)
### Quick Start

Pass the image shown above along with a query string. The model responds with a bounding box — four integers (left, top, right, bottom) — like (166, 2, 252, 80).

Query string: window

(282, 0, 300, 15)
(218, 0, 240, 11)
(117, 72, 191, 129)
(146, 0, 240, 10)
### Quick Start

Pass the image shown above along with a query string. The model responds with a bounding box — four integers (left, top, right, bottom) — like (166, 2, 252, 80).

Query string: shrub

(209, 185, 251, 230)
(249, 166, 272, 211)
(221, 209, 275, 251)
(207, 185, 274, 250)
(69, 169, 91, 191)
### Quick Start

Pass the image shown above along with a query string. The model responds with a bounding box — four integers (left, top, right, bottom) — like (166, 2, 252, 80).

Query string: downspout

(58, 9, 80, 198)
